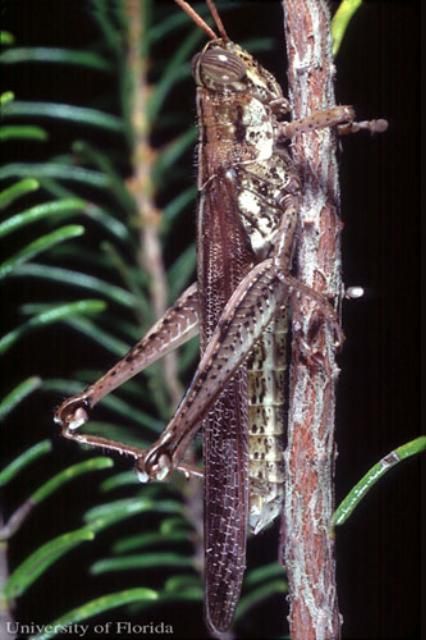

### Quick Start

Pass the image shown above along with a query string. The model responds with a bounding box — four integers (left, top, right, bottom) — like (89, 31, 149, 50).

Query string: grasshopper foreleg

(277, 105, 387, 139)
(278, 105, 355, 139)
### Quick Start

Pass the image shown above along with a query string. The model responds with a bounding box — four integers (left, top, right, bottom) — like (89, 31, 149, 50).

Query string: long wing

(197, 172, 253, 633)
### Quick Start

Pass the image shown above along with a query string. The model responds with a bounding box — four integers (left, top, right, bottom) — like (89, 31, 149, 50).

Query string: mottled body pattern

(55, 40, 299, 633)
(194, 40, 298, 627)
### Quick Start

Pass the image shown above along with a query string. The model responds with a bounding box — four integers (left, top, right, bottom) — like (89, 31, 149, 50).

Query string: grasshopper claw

(54, 395, 91, 431)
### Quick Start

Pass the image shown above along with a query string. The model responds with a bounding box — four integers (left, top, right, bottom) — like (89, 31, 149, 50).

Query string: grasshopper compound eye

(194, 46, 247, 89)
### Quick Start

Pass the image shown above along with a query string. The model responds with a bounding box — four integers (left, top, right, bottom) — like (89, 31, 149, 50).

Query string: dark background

(0, 1, 421, 639)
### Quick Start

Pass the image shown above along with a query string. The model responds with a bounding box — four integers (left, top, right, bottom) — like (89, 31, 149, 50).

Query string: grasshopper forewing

(55, 0, 362, 632)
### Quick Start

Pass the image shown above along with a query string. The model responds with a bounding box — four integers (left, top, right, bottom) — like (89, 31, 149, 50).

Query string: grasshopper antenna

(206, 0, 229, 41)
(174, 0, 218, 40)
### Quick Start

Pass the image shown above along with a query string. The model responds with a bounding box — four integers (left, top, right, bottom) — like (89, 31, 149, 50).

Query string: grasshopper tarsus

(338, 117, 388, 136)
(54, 394, 91, 431)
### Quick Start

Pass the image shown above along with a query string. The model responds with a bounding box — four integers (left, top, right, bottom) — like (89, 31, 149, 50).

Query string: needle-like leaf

(12, 264, 136, 307)
(0, 47, 111, 70)
(0, 199, 84, 238)
(0, 225, 85, 279)
(331, 0, 363, 56)
(333, 436, 426, 526)
(2, 101, 122, 132)
(235, 580, 288, 622)
(112, 531, 190, 554)
(0, 125, 48, 141)
(167, 244, 196, 303)
(0, 178, 39, 209)
(0, 376, 42, 422)
(0, 162, 109, 188)
(91, 552, 194, 575)
(0, 31, 15, 45)
(0, 441, 51, 487)
(0, 300, 106, 355)
(245, 563, 286, 588)
(3, 526, 96, 599)
(30, 458, 114, 505)
(32, 589, 159, 640)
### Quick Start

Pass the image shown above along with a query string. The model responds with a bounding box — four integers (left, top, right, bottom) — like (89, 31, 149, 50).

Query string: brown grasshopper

(55, 0, 385, 633)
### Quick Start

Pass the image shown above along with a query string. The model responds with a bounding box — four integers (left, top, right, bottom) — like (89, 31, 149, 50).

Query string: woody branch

(281, 1, 342, 639)
(124, 0, 182, 408)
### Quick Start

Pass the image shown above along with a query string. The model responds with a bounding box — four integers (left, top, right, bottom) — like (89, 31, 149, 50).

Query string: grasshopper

(55, 0, 385, 633)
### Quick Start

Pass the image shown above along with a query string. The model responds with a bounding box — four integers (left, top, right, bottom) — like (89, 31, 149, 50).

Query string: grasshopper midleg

(56, 283, 199, 432)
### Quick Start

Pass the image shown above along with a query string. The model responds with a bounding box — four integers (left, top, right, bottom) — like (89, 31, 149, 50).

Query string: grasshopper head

(193, 39, 285, 105)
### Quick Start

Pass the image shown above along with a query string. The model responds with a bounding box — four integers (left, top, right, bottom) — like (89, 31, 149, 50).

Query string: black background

(0, 1, 421, 639)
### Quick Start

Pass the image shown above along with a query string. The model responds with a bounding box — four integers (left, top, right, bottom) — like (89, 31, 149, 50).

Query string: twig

(124, 0, 182, 408)
(1, 500, 37, 639)
(281, 1, 342, 639)
(0, 500, 34, 541)
(124, 8, 207, 636)
(0, 511, 16, 640)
